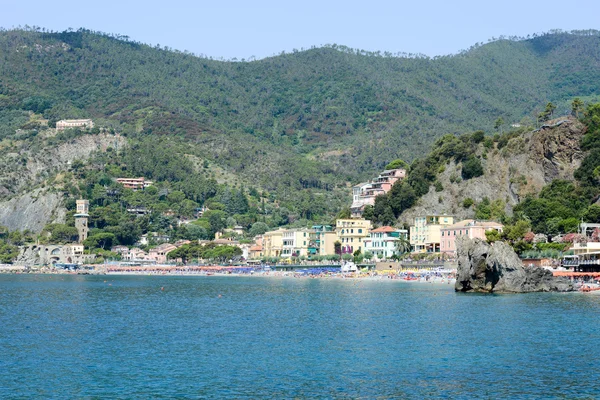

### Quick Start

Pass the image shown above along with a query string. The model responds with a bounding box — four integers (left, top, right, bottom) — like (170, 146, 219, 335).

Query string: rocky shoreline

(454, 236, 573, 293)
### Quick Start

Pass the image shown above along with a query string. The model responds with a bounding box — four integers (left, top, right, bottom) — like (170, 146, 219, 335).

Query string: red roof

(371, 226, 396, 233)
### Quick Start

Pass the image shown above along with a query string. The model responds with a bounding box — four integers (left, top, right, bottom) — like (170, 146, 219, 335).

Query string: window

(358, 229, 363, 233)
(351, 229, 354, 233)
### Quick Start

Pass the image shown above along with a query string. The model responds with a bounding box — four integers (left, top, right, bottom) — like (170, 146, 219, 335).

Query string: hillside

(400, 117, 587, 224)
(1, 29, 600, 186)
(1, 28, 600, 243)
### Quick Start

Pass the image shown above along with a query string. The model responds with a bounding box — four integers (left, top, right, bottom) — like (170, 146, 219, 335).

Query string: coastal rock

(400, 117, 586, 225)
(455, 236, 573, 293)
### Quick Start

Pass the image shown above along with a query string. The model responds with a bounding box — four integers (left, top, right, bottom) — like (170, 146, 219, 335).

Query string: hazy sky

(1, 0, 598, 60)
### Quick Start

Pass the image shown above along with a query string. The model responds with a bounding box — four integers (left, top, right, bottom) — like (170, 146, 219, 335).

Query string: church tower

(74, 199, 89, 243)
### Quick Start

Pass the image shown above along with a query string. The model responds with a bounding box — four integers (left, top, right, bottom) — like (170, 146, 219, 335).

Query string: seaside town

(2, 121, 599, 289)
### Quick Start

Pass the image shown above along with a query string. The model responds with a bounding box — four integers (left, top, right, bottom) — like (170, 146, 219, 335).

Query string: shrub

(461, 157, 484, 180)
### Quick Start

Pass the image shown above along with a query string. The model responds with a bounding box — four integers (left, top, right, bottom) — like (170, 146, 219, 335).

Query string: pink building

(147, 243, 178, 264)
(351, 168, 406, 217)
(440, 220, 503, 255)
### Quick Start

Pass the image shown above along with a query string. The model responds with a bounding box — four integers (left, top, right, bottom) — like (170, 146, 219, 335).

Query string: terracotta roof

(371, 226, 397, 233)
(250, 245, 263, 251)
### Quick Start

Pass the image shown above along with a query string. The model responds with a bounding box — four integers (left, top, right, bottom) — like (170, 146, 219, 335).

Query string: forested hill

(1, 28, 600, 187)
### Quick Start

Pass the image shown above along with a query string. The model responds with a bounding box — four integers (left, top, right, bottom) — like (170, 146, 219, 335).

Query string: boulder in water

(454, 236, 573, 293)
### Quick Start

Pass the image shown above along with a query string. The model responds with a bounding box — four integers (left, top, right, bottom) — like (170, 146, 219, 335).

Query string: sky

(1, 0, 599, 60)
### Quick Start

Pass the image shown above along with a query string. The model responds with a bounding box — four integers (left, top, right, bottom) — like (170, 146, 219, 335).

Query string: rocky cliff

(0, 132, 125, 233)
(454, 236, 573, 293)
(401, 117, 586, 223)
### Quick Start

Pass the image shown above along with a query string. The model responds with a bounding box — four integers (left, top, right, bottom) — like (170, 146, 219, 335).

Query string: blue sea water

(1, 274, 599, 399)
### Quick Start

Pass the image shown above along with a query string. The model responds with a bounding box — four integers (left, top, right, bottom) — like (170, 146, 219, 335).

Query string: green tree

(83, 232, 116, 250)
(385, 159, 409, 170)
(571, 98, 584, 118)
(494, 117, 504, 132)
(249, 222, 269, 237)
(461, 157, 484, 180)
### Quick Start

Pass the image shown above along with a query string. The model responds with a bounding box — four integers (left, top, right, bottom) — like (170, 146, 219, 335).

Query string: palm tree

(395, 236, 411, 256)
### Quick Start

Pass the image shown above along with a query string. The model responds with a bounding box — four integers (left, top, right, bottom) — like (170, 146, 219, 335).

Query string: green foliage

(462, 198, 474, 208)
(83, 232, 116, 250)
(485, 229, 502, 243)
(385, 159, 409, 170)
(168, 242, 242, 263)
(249, 222, 269, 237)
(43, 224, 79, 243)
(461, 157, 484, 180)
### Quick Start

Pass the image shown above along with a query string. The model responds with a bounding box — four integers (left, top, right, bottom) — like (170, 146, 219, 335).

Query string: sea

(1, 274, 599, 399)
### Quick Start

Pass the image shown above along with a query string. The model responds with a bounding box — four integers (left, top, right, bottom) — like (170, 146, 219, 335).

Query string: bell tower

(74, 199, 89, 243)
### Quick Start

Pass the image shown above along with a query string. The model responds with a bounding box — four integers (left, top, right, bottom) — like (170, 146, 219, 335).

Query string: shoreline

(0, 266, 457, 285)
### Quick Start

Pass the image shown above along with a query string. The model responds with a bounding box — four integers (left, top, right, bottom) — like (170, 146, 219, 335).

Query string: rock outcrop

(0, 189, 66, 233)
(455, 236, 573, 293)
(400, 117, 586, 224)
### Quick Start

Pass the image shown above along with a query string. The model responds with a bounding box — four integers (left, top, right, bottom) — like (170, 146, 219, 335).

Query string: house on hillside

(116, 177, 154, 191)
(56, 119, 94, 131)
(351, 168, 406, 217)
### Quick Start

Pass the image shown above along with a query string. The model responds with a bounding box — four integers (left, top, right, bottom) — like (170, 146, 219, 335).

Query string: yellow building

(308, 225, 337, 256)
(263, 229, 284, 258)
(336, 218, 372, 254)
(280, 229, 311, 258)
(409, 215, 454, 253)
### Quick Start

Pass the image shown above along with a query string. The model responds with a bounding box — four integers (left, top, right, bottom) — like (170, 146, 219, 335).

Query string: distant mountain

(1, 28, 600, 194)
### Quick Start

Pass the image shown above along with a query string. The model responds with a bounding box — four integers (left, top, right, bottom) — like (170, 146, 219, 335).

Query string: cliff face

(0, 132, 125, 233)
(400, 117, 586, 224)
(0, 189, 65, 233)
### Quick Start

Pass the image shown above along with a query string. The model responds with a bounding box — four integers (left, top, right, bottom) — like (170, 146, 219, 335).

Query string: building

(364, 226, 409, 260)
(409, 215, 454, 253)
(74, 199, 89, 243)
(308, 225, 337, 256)
(281, 229, 311, 258)
(22, 243, 93, 266)
(350, 168, 406, 217)
(116, 178, 154, 191)
(263, 229, 284, 258)
(147, 243, 178, 264)
(440, 220, 504, 255)
(336, 218, 372, 254)
(249, 244, 264, 260)
(56, 119, 94, 131)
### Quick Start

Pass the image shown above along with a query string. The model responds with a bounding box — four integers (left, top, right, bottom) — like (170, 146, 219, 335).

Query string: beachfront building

(116, 177, 154, 191)
(147, 243, 178, 264)
(281, 229, 311, 258)
(22, 243, 94, 266)
(350, 168, 406, 217)
(409, 215, 454, 253)
(440, 219, 504, 255)
(308, 225, 337, 256)
(364, 226, 409, 260)
(56, 119, 94, 131)
(263, 229, 284, 258)
(248, 244, 264, 259)
(336, 218, 372, 254)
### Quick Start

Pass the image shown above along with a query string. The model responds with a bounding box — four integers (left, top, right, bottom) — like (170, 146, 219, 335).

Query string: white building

(364, 226, 409, 260)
